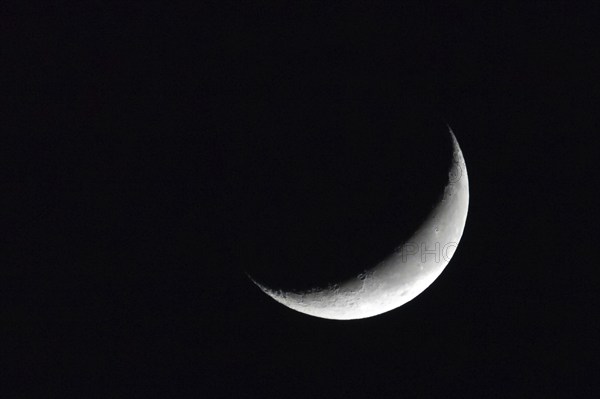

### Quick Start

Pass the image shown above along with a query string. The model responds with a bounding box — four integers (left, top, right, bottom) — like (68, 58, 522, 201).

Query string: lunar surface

(249, 126, 469, 320)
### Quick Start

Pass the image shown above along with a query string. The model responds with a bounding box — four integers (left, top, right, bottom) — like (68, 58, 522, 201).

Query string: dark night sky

(4, 2, 598, 397)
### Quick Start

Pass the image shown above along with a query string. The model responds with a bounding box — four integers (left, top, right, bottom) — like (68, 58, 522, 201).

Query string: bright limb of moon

(249, 126, 469, 320)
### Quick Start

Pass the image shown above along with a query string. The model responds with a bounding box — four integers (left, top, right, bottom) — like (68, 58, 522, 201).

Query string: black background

(4, 2, 598, 397)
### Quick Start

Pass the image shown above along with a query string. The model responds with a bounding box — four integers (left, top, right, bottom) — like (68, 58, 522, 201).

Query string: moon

(249, 126, 469, 320)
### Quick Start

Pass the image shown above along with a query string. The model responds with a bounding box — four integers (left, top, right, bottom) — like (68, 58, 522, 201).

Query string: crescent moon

(249, 126, 469, 320)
